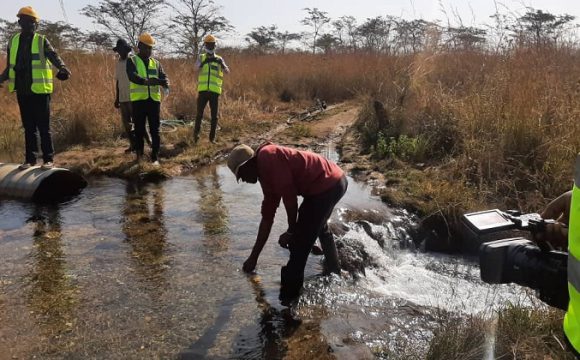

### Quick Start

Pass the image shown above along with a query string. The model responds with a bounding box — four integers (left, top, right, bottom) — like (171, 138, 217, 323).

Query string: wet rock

(354, 220, 385, 248)
(328, 222, 350, 237)
(407, 213, 458, 253)
(336, 238, 372, 278)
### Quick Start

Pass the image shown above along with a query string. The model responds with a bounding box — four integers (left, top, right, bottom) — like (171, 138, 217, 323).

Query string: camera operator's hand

(534, 190, 572, 249)
(542, 190, 572, 225)
(534, 222, 568, 250)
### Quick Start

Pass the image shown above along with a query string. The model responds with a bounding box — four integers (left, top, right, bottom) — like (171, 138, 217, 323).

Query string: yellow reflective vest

(8, 33, 53, 94)
(565, 154, 580, 353)
(197, 53, 224, 95)
(130, 56, 161, 102)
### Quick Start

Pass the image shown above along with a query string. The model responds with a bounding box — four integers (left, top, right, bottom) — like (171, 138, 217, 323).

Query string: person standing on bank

(126, 33, 169, 166)
(227, 142, 347, 301)
(194, 35, 230, 144)
(0, 6, 71, 169)
(113, 39, 136, 154)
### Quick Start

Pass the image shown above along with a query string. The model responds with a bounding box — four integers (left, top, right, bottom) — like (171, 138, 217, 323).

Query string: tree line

(0, 0, 577, 55)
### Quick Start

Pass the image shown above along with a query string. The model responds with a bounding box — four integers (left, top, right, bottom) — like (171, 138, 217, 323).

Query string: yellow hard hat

(138, 33, 156, 47)
(17, 6, 40, 21)
(204, 34, 216, 43)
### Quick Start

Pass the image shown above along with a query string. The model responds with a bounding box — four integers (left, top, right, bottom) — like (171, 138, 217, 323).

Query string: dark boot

(279, 266, 303, 302)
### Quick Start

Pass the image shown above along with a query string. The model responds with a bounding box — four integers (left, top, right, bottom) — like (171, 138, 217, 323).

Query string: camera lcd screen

(463, 210, 515, 234)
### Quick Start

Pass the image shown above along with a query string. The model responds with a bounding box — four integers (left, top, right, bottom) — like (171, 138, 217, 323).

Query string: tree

(274, 30, 301, 54)
(246, 25, 278, 51)
(0, 19, 19, 52)
(301, 8, 331, 54)
(315, 33, 338, 54)
(80, 0, 166, 47)
(169, 0, 233, 57)
(510, 8, 576, 47)
(332, 15, 358, 52)
(394, 19, 429, 54)
(85, 31, 113, 52)
(39, 21, 85, 51)
(357, 16, 395, 53)
(445, 26, 487, 50)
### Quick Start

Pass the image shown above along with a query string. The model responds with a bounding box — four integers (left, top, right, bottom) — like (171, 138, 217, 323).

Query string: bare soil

(55, 102, 363, 181)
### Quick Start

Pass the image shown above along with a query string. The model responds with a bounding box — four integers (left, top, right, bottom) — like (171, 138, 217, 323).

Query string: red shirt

(257, 143, 344, 223)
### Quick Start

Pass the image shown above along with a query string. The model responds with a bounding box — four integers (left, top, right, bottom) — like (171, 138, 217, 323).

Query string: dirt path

(55, 103, 361, 181)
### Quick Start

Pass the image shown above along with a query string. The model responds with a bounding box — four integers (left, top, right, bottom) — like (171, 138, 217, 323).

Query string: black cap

(113, 39, 131, 52)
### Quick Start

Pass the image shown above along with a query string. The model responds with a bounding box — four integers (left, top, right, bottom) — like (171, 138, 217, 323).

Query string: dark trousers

(194, 91, 220, 142)
(17, 93, 53, 164)
(119, 102, 136, 149)
(132, 100, 160, 161)
(281, 175, 348, 300)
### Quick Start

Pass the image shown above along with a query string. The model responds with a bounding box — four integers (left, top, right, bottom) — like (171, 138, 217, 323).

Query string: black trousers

(17, 93, 53, 164)
(194, 91, 220, 141)
(132, 100, 160, 161)
(280, 175, 348, 300)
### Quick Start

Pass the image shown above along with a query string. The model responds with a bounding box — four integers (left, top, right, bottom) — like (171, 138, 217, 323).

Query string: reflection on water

(229, 275, 303, 360)
(26, 204, 78, 333)
(0, 159, 530, 358)
(122, 182, 170, 296)
(196, 166, 230, 253)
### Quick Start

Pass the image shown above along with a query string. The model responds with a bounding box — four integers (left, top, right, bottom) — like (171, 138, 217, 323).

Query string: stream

(0, 144, 529, 359)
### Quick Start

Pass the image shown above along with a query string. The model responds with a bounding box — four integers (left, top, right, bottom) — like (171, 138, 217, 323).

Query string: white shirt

(115, 57, 131, 103)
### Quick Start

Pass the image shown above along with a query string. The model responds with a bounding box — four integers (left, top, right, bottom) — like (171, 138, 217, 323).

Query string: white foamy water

(338, 220, 532, 315)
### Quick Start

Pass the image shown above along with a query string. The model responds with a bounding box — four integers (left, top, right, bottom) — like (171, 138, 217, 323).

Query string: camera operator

(538, 187, 578, 356)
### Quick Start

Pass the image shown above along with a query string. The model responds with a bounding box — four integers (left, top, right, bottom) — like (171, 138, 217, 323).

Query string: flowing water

(0, 146, 529, 359)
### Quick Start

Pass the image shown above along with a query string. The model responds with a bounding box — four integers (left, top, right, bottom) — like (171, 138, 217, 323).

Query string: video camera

(462, 209, 568, 309)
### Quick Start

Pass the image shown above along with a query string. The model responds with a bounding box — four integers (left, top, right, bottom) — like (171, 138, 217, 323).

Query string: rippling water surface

(0, 150, 527, 359)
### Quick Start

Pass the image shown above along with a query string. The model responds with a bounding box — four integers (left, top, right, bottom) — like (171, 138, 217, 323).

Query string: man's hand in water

(243, 255, 257, 273)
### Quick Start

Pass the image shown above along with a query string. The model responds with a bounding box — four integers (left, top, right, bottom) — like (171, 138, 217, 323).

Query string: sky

(2, 0, 580, 46)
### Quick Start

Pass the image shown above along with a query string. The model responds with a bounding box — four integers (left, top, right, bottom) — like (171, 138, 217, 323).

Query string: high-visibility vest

(130, 56, 161, 102)
(565, 154, 580, 353)
(197, 53, 224, 95)
(8, 33, 53, 94)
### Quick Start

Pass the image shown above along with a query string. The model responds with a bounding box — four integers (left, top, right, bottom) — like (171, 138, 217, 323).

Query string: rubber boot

(319, 230, 341, 275)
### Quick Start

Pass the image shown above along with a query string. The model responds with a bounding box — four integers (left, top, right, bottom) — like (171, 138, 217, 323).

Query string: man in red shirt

(227, 142, 348, 300)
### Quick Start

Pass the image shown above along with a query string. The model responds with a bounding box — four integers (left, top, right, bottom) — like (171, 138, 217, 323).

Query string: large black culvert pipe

(0, 163, 87, 202)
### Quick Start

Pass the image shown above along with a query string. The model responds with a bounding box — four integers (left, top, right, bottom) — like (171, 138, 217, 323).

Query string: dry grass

(1, 51, 400, 162)
(420, 305, 575, 360)
(355, 46, 580, 220)
(2, 46, 578, 212)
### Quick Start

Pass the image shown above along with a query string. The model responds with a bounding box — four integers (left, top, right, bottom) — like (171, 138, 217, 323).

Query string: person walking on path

(126, 33, 169, 166)
(227, 142, 348, 302)
(0, 6, 71, 169)
(194, 35, 230, 144)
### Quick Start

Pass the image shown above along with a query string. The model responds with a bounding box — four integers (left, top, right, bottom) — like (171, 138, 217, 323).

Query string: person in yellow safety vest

(193, 34, 230, 144)
(537, 155, 580, 357)
(126, 33, 169, 166)
(0, 6, 71, 170)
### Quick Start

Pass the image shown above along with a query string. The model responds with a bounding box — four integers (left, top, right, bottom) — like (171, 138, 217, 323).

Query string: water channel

(0, 145, 529, 359)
